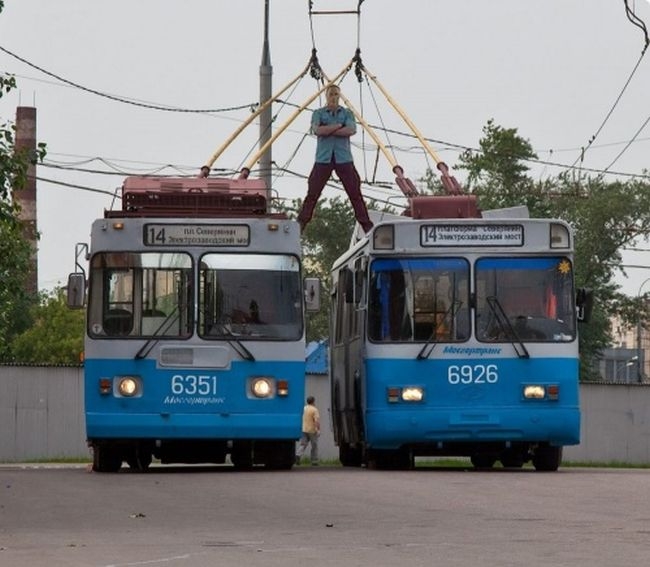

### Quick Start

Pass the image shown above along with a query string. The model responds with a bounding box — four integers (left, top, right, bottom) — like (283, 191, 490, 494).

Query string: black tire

(532, 445, 562, 471)
(92, 444, 122, 473)
(126, 447, 152, 472)
(471, 454, 497, 469)
(500, 448, 525, 468)
(367, 449, 413, 470)
(231, 442, 254, 470)
(264, 441, 295, 470)
(339, 442, 362, 467)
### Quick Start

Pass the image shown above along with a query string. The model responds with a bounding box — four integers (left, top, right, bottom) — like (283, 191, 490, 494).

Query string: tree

(279, 195, 394, 342)
(290, 196, 356, 341)
(1, 2, 48, 361)
(9, 288, 85, 365)
(434, 119, 650, 379)
(0, 212, 32, 360)
(0, 74, 35, 359)
(549, 174, 650, 373)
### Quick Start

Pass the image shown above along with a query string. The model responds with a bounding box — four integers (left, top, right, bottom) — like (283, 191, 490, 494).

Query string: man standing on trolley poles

(297, 83, 373, 234)
(296, 396, 321, 466)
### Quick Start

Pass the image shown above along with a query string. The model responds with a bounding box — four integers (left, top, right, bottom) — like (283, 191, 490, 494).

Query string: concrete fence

(1, 365, 649, 464)
(0, 366, 87, 461)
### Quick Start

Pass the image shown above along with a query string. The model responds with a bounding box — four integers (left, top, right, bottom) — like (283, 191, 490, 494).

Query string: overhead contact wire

(0, 44, 254, 113)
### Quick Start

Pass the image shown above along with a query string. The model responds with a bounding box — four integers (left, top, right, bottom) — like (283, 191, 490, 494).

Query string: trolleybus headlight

(116, 376, 141, 397)
(250, 377, 274, 398)
(523, 385, 546, 399)
(401, 387, 424, 402)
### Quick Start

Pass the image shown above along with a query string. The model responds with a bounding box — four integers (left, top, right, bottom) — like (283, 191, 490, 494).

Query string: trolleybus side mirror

(304, 278, 321, 312)
(66, 273, 86, 308)
(576, 288, 593, 323)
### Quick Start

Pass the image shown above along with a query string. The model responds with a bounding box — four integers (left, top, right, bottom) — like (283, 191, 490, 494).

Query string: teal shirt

(311, 105, 356, 164)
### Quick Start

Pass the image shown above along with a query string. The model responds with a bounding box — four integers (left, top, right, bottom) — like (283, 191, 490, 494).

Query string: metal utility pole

(259, 0, 273, 191)
(14, 106, 38, 296)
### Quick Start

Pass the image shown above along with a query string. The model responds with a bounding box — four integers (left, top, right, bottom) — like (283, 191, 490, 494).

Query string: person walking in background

(297, 84, 373, 234)
(296, 396, 320, 466)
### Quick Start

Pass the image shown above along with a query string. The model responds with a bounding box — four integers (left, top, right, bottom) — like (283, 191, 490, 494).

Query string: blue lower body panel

(365, 407, 580, 449)
(84, 357, 304, 442)
(86, 412, 300, 441)
(363, 355, 580, 450)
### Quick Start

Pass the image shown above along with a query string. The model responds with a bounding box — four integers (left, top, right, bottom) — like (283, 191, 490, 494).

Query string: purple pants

(298, 161, 373, 232)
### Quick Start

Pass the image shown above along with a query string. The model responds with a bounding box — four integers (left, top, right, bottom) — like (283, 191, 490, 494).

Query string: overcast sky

(1, 0, 650, 296)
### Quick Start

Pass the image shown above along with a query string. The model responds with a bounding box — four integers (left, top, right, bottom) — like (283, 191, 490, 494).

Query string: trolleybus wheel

(470, 454, 497, 469)
(264, 441, 295, 470)
(339, 442, 362, 467)
(126, 447, 152, 472)
(367, 448, 413, 470)
(532, 445, 562, 471)
(499, 449, 525, 468)
(92, 444, 122, 473)
(231, 442, 254, 470)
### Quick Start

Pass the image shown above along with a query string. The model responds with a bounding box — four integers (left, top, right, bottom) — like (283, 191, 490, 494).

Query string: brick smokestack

(14, 106, 38, 296)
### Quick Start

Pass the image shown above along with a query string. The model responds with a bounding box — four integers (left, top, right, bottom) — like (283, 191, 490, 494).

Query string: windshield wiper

(417, 300, 462, 360)
(485, 296, 529, 359)
(213, 324, 256, 362)
(135, 307, 181, 360)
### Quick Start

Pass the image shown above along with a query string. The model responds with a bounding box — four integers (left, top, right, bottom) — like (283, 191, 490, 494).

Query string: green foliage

(0, 213, 32, 360)
(0, 18, 48, 359)
(458, 119, 537, 193)
(276, 195, 396, 341)
(293, 196, 356, 341)
(549, 175, 650, 376)
(426, 119, 650, 379)
(0, 74, 47, 208)
(9, 288, 85, 364)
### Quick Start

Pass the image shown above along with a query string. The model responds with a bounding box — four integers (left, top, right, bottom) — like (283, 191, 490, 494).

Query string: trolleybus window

(368, 258, 470, 343)
(199, 253, 302, 340)
(88, 252, 192, 338)
(475, 257, 575, 342)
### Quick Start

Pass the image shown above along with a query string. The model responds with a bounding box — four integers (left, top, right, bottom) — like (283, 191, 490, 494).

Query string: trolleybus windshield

(368, 258, 470, 343)
(475, 257, 576, 343)
(199, 253, 302, 341)
(88, 252, 192, 338)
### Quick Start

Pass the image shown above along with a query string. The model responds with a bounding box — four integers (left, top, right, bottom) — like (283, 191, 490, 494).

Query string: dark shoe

(311, 462, 319, 466)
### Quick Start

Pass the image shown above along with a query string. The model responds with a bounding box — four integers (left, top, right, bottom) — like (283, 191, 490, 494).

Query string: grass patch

(562, 461, 650, 469)
(0, 456, 91, 465)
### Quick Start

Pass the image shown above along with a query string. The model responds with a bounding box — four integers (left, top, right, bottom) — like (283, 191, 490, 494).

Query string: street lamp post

(636, 278, 650, 383)
(616, 356, 638, 383)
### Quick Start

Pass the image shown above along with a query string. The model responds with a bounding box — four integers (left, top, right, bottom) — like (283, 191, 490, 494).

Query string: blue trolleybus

(68, 175, 317, 472)
(330, 200, 591, 471)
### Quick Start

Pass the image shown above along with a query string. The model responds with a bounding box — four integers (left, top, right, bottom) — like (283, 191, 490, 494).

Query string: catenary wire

(571, 1, 649, 167)
(0, 44, 257, 114)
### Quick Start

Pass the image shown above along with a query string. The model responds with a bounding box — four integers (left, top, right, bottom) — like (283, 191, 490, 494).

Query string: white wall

(2, 366, 649, 464)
